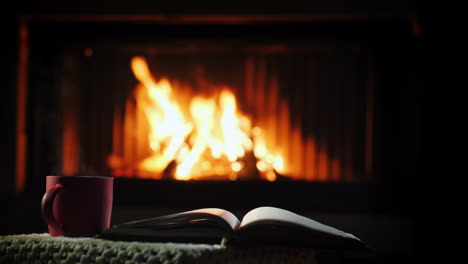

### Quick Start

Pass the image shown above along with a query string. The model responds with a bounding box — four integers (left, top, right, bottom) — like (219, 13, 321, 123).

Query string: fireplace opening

(67, 43, 370, 183)
(18, 15, 416, 211)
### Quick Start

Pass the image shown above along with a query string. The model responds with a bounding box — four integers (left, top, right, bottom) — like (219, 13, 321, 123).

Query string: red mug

(41, 175, 113, 237)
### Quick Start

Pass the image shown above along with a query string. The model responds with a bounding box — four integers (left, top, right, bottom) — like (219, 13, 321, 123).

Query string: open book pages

(178, 208, 241, 230)
(240, 207, 359, 241)
(119, 208, 240, 231)
(98, 206, 366, 249)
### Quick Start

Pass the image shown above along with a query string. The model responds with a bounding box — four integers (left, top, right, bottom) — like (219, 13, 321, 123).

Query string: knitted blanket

(0, 234, 317, 264)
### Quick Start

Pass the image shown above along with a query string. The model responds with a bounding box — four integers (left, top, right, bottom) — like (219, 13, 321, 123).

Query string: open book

(98, 206, 366, 249)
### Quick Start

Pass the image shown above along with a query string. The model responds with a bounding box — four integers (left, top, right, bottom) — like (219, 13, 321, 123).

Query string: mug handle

(41, 184, 64, 231)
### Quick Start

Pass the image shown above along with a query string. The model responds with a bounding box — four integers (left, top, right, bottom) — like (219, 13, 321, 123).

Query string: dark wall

(0, 15, 18, 197)
(7, 0, 416, 15)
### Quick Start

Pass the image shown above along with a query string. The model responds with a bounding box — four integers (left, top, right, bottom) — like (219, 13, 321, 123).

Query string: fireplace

(16, 14, 419, 211)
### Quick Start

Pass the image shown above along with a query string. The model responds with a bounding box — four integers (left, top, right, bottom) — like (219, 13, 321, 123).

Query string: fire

(109, 56, 284, 180)
(131, 57, 191, 174)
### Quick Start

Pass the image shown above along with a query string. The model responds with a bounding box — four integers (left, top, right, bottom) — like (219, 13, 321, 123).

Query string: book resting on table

(98, 206, 367, 250)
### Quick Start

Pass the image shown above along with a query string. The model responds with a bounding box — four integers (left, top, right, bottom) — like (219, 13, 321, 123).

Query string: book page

(121, 208, 240, 231)
(99, 208, 241, 243)
(239, 207, 359, 240)
(183, 208, 241, 231)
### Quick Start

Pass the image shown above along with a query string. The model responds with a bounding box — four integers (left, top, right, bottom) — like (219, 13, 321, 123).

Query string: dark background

(0, 0, 436, 263)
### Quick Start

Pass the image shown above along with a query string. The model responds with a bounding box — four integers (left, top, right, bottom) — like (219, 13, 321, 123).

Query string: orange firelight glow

(108, 56, 290, 180)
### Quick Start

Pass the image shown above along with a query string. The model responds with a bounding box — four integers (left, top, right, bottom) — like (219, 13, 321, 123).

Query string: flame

(131, 57, 192, 174)
(116, 56, 280, 180)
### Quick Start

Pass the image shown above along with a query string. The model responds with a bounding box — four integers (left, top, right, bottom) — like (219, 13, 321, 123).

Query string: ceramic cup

(41, 175, 113, 237)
